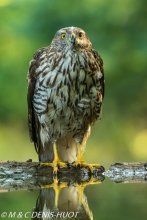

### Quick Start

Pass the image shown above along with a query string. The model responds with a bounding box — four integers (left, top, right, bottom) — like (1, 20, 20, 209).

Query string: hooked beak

(69, 33, 75, 44)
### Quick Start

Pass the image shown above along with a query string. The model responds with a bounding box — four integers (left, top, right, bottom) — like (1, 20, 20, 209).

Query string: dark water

(0, 174, 147, 220)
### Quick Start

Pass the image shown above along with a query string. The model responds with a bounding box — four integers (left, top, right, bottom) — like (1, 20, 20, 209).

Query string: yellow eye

(61, 33, 66, 39)
(79, 33, 83, 39)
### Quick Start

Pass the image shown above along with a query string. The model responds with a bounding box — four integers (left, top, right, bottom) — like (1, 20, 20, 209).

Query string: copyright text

(1, 211, 79, 218)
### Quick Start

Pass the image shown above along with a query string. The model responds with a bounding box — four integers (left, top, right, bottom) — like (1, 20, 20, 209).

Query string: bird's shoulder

(33, 47, 48, 59)
(89, 48, 105, 99)
(90, 49, 104, 73)
(28, 47, 50, 81)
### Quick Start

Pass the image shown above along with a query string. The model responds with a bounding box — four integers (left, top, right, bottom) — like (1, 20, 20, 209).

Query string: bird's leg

(49, 180, 102, 208)
(74, 179, 102, 205)
(76, 184, 85, 206)
(76, 143, 84, 163)
(40, 143, 67, 175)
(41, 180, 68, 207)
(53, 143, 69, 173)
(54, 181, 69, 207)
(74, 143, 102, 174)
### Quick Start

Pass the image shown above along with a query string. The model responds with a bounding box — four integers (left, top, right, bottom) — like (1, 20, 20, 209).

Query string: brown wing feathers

(27, 48, 46, 153)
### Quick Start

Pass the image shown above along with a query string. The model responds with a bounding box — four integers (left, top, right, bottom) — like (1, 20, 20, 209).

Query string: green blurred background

(0, 0, 147, 220)
(0, 0, 147, 166)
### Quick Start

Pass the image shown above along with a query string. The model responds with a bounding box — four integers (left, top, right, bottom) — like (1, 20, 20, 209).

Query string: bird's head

(51, 27, 92, 51)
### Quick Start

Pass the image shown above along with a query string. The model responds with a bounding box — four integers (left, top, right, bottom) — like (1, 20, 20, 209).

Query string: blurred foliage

(0, 0, 147, 164)
(0, 0, 147, 219)
(0, 0, 147, 165)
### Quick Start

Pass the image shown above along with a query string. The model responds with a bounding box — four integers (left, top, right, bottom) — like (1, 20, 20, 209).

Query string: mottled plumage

(27, 27, 104, 166)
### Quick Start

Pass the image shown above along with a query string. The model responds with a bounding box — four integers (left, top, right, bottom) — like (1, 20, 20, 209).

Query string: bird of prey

(27, 27, 104, 174)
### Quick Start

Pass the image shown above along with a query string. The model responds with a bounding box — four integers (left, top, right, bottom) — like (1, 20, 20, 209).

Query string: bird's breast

(34, 50, 99, 121)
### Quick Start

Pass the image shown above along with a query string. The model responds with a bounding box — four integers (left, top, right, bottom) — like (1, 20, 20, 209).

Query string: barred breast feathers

(30, 48, 103, 118)
(28, 46, 104, 146)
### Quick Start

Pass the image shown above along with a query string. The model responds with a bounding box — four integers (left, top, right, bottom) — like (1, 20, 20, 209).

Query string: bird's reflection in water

(32, 175, 104, 220)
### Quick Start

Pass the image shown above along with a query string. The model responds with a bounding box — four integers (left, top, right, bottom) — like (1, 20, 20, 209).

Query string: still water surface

(0, 176, 146, 220)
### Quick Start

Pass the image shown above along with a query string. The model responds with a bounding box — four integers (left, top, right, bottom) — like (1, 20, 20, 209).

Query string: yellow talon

(75, 143, 102, 174)
(40, 143, 67, 174)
